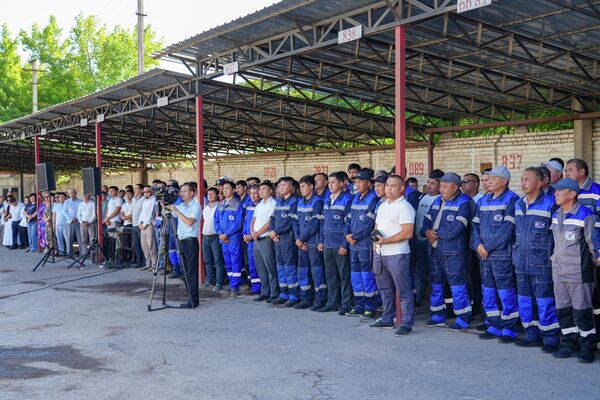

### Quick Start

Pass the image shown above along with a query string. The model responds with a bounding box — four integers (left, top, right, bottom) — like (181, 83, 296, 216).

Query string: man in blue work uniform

(422, 172, 475, 331)
(344, 169, 380, 319)
(318, 171, 353, 314)
(347, 163, 361, 195)
(513, 167, 559, 352)
(242, 184, 261, 294)
(269, 176, 300, 307)
(314, 173, 330, 200)
(215, 181, 244, 297)
(550, 177, 600, 363)
(471, 166, 520, 342)
(293, 175, 326, 310)
(236, 180, 253, 288)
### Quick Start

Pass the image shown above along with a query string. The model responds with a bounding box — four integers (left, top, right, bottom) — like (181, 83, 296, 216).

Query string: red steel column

(95, 122, 103, 261)
(34, 135, 41, 252)
(394, 24, 407, 179)
(394, 24, 407, 326)
(196, 96, 205, 285)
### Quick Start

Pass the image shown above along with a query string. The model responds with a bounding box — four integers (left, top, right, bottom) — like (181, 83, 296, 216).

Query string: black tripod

(66, 229, 104, 269)
(147, 210, 194, 311)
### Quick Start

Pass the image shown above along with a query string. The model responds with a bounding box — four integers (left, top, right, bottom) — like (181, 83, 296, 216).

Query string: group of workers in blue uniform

(203, 157, 600, 364)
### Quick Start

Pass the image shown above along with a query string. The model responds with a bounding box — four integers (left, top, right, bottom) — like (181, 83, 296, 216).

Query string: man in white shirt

(64, 189, 83, 255)
(77, 194, 96, 254)
(130, 184, 145, 268)
(8, 197, 25, 250)
(250, 182, 278, 301)
(201, 187, 226, 290)
(103, 186, 123, 257)
(370, 175, 416, 336)
(138, 186, 157, 271)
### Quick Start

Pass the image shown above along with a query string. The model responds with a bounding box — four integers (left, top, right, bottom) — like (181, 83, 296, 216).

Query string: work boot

(553, 336, 579, 359)
(337, 307, 352, 316)
(476, 322, 488, 332)
(283, 300, 299, 308)
(360, 311, 377, 320)
(317, 304, 338, 313)
(478, 331, 499, 340)
(578, 341, 596, 364)
(448, 322, 466, 332)
(515, 338, 542, 347)
(498, 335, 517, 344)
(271, 298, 287, 306)
(345, 308, 363, 317)
(425, 319, 446, 328)
(310, 303, 325, 311)
(293, 300, 312, 309)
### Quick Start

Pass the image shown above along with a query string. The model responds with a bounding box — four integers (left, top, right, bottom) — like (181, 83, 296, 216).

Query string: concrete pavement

(0, 247, 598, 400)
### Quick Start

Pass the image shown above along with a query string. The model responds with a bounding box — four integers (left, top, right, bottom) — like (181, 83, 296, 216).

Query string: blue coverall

(345, 189, 380, 314)
(215, 197, 244, 291)
(243, 200, 261, 293)
(293, 194, 326, 305)
(422, 192, 475, 328)
(471, 188, 520, 338)
(513, 191, 559, 346)
(270, 195, 299, 302)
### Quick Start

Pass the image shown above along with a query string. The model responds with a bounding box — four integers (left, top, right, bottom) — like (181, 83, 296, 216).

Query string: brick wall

(42, 127, 596, 195)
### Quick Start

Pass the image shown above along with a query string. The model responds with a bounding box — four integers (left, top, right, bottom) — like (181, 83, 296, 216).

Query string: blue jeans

(28, 221, 37, 252)
(202, 235, 225, 285)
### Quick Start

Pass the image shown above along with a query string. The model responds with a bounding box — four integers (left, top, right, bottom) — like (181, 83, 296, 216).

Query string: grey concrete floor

(0, 246, 598, 400)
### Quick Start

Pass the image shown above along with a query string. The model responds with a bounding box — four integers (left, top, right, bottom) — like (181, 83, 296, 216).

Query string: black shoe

(395, 326, 413, 336)
(515, 338, 542, 347)
(283, 300, 299, 308)
(578, 351, 595, 364)
(337, 307, 352, 316)
(478, 331, 499, 340)
(317, 304, 339, 313)
(476, 323, 488, 332)
(271, 298, 287, 306)
(310, 303, 325, 311)
(370, 319, 395, 329)
(266, 297, 276, 304)
(168, 273, 182, 279)
(131, 263, 142, 268)
(553, 344, 579, 359)
(293, 300, 312, 309)
(542, 344, 559, 354)
(253, 295, 268, 302)
(9, 246, 18, 250)
(498, 335, 517, 344)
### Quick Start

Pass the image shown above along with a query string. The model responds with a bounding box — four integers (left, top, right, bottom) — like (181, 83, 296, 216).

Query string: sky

(1, 0, 277, 72)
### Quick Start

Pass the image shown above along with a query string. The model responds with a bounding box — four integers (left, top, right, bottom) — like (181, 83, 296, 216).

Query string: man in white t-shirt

(370, 175, 416, 336)
(103, 186, 123, 258)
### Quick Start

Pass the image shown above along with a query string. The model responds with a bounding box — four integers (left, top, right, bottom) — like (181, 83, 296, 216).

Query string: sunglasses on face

(460, 180, 476, 185)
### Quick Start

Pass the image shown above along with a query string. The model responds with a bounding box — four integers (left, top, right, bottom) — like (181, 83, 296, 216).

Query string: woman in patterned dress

(42, 193, 54, 253)
(38, 193, 48, 250)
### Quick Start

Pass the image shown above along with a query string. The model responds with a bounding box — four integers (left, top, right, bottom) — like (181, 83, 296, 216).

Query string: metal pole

(427, 133, 434, 174)
(394, 24, 407, 327)
(196, 96, 205, 285)
(136, 0, 145, 75)
(95, 122, 104, 260)
(31, 59, 38, 113)
(394, 24, 406, 179)
(34, 135, 41, 252)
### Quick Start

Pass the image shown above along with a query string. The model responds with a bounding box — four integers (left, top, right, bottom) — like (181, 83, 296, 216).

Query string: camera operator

(369, 175, 416, 336)
(169, 182, 201, 309)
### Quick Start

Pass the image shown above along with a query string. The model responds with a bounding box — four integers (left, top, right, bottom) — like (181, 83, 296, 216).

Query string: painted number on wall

(408, 162, 425, 176)
(314, 165, 329, 174)
(501, 154, 523, 170)
(264, 167, 277, 178)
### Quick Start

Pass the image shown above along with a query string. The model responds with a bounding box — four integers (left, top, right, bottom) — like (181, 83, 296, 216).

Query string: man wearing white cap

(471, 166, 520, 342)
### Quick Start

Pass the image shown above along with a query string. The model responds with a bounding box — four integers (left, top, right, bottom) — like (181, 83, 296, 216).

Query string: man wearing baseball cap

(550, 177, 600, 363)
(540, 160, 563, 197)
(344, 168, 380, 318)
(422, 172, 476, 331)
(471, 166, 520, 342)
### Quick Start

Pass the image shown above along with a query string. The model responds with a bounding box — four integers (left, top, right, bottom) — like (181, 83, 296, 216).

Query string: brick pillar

(573, 99, 593, 171)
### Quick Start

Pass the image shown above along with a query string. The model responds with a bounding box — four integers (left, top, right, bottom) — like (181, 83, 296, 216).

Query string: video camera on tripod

(151, 184, 180, 205)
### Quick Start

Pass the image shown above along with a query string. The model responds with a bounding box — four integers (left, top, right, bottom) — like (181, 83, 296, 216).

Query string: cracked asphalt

(1, 247, 599, 400)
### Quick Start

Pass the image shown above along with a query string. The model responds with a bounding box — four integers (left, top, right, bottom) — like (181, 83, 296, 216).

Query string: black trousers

(323, 247, 352, 309)
(11, 221, 20, 247)
(180, 237, 200, 306)
(132, 226, 145, 265)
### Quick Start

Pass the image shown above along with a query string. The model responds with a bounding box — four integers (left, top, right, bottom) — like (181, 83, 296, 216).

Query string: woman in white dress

(2, 201, 13, 247)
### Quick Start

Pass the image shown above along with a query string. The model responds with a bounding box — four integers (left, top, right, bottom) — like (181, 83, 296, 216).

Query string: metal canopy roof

(3, 0, 600, 173)
(158, 0, 600, 119)
(0, 68, 422, 173)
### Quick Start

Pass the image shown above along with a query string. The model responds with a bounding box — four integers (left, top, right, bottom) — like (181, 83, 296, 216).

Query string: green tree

(0, 24, 28, 122)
